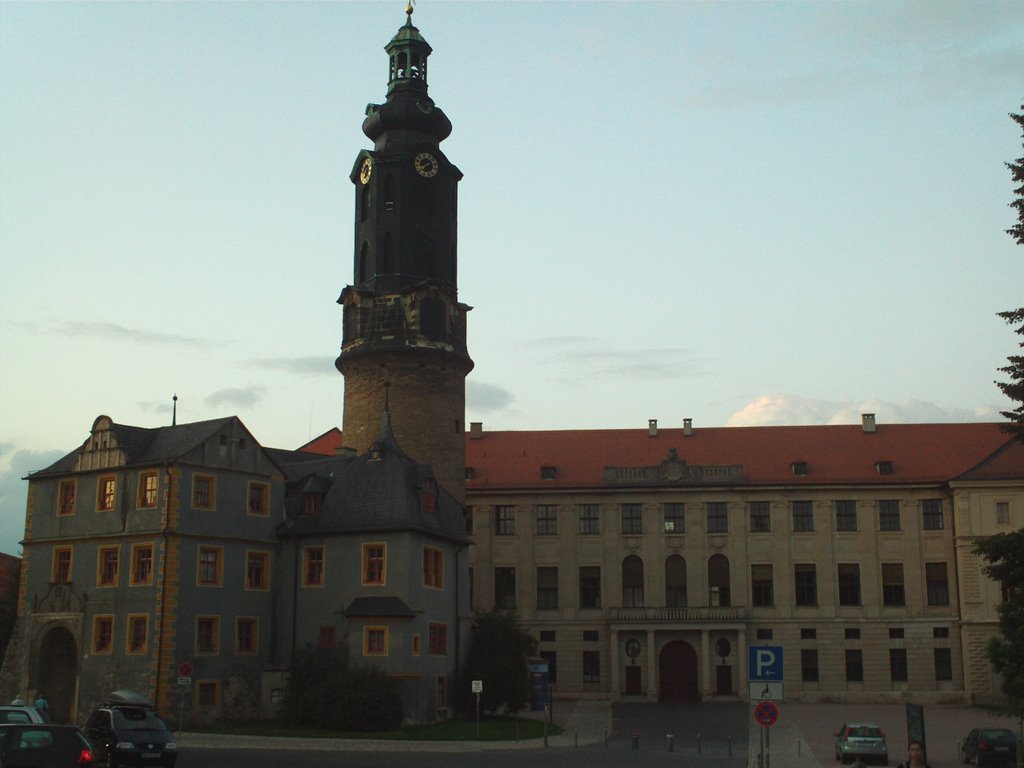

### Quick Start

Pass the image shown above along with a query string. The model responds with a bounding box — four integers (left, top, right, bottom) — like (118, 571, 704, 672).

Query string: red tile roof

(303, 422, 1022, 490)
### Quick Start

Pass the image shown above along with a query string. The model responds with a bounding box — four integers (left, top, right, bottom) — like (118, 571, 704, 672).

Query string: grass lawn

(192, 715, 561, 742)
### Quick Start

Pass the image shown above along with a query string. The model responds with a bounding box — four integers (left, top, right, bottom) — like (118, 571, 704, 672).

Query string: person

(33, 692, 49, 722)
(896, 739, 932, 768)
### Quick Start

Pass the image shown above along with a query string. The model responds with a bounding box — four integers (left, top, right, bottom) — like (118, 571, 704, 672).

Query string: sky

(1, 0, 1022, 557)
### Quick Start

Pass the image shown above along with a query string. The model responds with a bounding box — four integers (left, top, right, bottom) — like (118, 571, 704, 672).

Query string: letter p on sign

(748, 645, 784, 680)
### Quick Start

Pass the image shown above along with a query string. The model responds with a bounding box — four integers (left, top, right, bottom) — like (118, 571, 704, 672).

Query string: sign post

(472, 680, 483, 737)
(749, 647, 784, 768)
(176, 661, 193, 732)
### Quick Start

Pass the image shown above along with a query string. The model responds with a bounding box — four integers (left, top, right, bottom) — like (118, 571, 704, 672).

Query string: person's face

(909, 743, 923, 761)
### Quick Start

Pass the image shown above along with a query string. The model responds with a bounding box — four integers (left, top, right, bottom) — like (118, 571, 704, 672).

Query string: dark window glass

(494, 567, 516, 610)
(838, 563, 861, 606)
(934, 648, 952, 681)
(882, 563, 905, 606)
(706, 502, 728, 533)
(578, 504, 600, 535)
(749, 501, 771, 532)
(926, 562, 950, 605)
(845, 649, 864, 682)
(923, 499, 944, 530)
(801, 649, 819, 682)
(835, 500, 857, 531)
(889, 648, 908, 682)
(792, 500, 814, 532)
(536, 505, 558, 535)
(878, 500, 901, 531)
(537, 567, 558, 609)
(794, 564, 817, 607)
(663, 503, 685, 533)
(579, 566, 601, 609)
(751, 564, 774, 607)
(621, 504, 643, 534)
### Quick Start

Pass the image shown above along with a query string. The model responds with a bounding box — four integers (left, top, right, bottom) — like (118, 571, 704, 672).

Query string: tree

(996, 107, 1024, 442)
(464, 611, 538, 715)
(973, 530, 1024, 721)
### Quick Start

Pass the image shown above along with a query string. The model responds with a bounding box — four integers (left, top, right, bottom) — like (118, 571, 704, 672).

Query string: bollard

(631, 734, 640, 750)
(667, 734, 674, 752)
(697, 732, 702, 755)
(728, 736, 733, 756)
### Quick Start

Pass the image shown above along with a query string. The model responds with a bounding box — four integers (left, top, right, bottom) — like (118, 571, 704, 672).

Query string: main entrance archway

(37, 626, 77, 724)
(658, 640, 698, 701)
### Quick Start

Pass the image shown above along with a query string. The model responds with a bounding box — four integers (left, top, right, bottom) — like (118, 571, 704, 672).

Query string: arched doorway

(658, 640, 698, 701)
(37, 626, 77, 724)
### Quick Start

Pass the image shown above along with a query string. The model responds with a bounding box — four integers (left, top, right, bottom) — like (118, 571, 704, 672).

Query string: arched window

(708, 554, 730, 607)
(384, 175, 395, 211)
(621, 555, 644, 608)
(665, 555, 687, 608)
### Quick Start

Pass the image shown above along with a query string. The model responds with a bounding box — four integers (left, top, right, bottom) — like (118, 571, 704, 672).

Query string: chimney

(862, 413, 877, 433)
(470, 422, 483, 440)
(648, 419, 658, 437)
(683, 418, 693, 436)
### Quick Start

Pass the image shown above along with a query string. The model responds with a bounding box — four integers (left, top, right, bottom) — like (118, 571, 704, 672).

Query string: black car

(0, 723, 96, 767)
(960, 728, 1018, 766)
(82, 691, 176, 768)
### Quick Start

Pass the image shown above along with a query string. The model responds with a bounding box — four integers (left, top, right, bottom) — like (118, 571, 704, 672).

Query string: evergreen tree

(996, 107, 1024, 442)
(973, 531, 1024, 720)
(464, 611, 538, 715)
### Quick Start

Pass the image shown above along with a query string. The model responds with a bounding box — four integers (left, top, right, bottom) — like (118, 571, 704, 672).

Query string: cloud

(0, 448, 66, 557)
(467, 381, 514, 412)
(727, 394, 1001, 427)
(244, 356, 337, 376)
(43, 321, 216, 347)
(204, 386, 267, 409)
(534, 338, 708, 382)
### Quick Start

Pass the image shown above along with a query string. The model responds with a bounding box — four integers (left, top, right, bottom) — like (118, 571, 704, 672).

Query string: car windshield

(112, 709, 167, 731)
(981, 730, 1012, 740)
(848, 726, 881, 738)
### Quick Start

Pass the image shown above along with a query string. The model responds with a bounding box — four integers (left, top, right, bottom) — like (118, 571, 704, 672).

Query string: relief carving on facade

(32, 584, 85, 615)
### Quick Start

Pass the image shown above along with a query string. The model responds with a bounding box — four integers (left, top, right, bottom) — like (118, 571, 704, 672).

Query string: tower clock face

(359, 158, 373, 184)
(414, 152, 438, 178)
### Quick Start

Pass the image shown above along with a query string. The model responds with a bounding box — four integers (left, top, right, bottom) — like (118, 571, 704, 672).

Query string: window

(362, 543, 386, 585)
(579, 566, 601, 609)
(845, 628, 861, 640)
(130, 544, 153, 586)
(756, 628, 773, 640)
(800, 628, 817, 640)
(663, 503, 684, 533)
(996, 501, 1009, 524)
(582, 651, 600, 683)
(751, 564, 774, 607)
(96, 476, 116, 512)
(878, 500, 900, 531)
(889, 648, 908, 682)
(196, 616, 220, 655)
(57, 479, 77, 516)
(801, 649, 819, 682)
(412, 634, 421, 656)
(93, 616, 114, 654)
(925, 562, 950, 605)
(706, 502, 728, 532)
(881, 563, 905, 606)
(419, 478, 437, 513)
(578, 504, 600, 535)
(247, 482, 269, 516)
(621, 503, 643, 534)
(303, 547, 325, 587)
(138, 471, 159, 508)
(845, 649, 864, 682)
(536, 505, 558, 535)
(536, 566, 558, 609)
(303, 494, 321, 516)
(582, 630, 599, 642)
(494, 567, 516, 610)
(539, 630, 556, 642)
(540, 466, 556, 480)
(791, 461, 808, 476)
(197, 546, 223, 587)
(933, 627, 950, 639)
(436, 676, 448, 708)
(495, 506, 515, 535)
(621, 556, 644, 607)
(318, 625, 336, 649)
(888, 627, 904, 639)
(792, 500, 814, 532)
(236, 618, 258, 655)
(923, 498, 944, 530)
(835, 500, 857, 531)
(246, 551, 269, 591)
(97, 546, 119, 587)
(364, 626, 388, 656)
(52, 547, 72, 584)
(934, 648, 952, 681)
(707, 554, 731, 607)
(127, 614, 148, 654)
(193, 474, 215, 509)
(428, 623, 447, 655)
(423, 547, 444, 589)
(665, 555, 687, 608)
(794, 564, 817, 607)
(749, 501, 771, 532)
(196, 681, 220, 707)
(838, 563, 861, 606)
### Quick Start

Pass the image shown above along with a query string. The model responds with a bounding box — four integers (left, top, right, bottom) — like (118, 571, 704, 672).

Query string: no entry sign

(754, 700, 779, 727)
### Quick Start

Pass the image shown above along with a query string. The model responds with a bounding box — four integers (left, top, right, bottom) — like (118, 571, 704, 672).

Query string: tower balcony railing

(608, 605, 746, 623)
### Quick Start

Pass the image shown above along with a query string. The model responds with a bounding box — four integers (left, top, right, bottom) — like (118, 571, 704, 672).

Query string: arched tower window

(708, 554, 730, 607)
(396, 52, 408, 79)
(665, 555, 687, 608)
(621, 555, 644, 608)
(384, 175, 395, 211)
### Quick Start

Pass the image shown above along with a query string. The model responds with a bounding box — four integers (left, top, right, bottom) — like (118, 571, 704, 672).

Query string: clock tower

(337, 5, 473, 503)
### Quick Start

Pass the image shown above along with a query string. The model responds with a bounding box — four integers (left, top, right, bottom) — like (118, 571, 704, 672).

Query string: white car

(0, 706, 45, 725)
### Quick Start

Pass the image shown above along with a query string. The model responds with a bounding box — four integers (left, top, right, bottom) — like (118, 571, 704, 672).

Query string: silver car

(835, 722, 889, 765)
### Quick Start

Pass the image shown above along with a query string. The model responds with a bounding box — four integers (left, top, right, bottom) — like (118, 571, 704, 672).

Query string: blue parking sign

(748, 645, 784, 681)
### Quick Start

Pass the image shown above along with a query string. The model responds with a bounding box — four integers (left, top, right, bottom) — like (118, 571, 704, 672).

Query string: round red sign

(178, 661, 194, 677)
(754, 700, 779, 727)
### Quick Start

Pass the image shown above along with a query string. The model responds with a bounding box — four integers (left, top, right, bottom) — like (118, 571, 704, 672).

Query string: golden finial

(406, 1, 414, 17)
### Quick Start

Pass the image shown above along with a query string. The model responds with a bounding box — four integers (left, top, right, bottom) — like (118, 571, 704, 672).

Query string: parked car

(0, 722, 96, 766)
(82, 691, 176, 768)
(0, 706, 46, 725)
(960, 728, 1018, 766)
(835, 722, 888, 765)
